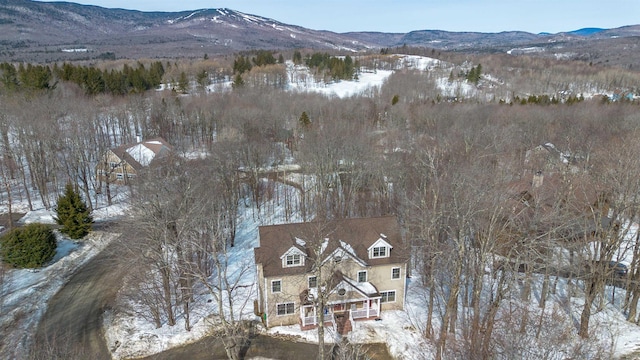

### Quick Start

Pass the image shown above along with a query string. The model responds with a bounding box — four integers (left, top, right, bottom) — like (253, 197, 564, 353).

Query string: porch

(299, 298, 381, 331)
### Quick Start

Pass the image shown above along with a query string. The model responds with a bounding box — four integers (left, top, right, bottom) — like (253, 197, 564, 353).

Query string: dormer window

(372, 246, 387, 258)
(281, 246, 306, 268)
(286, 254, 301, 266)
(368, 237, 393, 259)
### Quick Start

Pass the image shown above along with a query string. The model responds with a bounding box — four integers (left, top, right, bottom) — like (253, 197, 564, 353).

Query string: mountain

(568, 27, 605, 36)
(1, 0, 639, 66)
(0, 0, 374, 61)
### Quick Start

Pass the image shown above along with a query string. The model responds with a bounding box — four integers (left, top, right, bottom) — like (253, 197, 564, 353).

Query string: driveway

(33, 238, 125, 359)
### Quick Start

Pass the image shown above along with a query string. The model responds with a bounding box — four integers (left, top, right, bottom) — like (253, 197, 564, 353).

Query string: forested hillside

(3, 48, 640, 359)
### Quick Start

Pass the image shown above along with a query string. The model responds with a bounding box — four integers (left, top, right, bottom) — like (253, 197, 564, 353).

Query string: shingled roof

(110, 137, 172, 170)
(255, 216, 406, 278)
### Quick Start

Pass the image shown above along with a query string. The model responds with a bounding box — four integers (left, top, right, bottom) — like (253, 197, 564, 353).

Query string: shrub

(0, 223, 57, 268)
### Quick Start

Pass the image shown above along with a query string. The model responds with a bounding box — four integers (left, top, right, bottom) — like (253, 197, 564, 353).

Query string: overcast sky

(36, 0, 640, 34)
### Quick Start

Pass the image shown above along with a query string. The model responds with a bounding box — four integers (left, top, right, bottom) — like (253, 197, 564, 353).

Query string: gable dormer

(280, 246, 306, 268)
(367, 235, 393, 259)
(322, 245, 367, 267)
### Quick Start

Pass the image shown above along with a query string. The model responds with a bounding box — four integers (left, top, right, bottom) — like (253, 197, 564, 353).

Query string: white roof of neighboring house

(110, 137, 172, 170)
(126, 143, 157, 166)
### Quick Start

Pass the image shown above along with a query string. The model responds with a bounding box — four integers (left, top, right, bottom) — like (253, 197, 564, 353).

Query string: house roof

(111, 137, 172, 170)
(502, 171, 610, 245)
(255, 216, 406, 278)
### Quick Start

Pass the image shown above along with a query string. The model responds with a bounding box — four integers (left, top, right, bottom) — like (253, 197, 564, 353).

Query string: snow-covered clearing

(201, 54, 451, 99)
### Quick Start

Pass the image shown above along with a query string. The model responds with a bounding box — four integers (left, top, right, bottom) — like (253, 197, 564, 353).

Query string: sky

(33, 0, 640, 34)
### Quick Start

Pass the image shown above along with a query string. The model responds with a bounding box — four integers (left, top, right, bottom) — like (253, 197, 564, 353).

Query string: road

(33, 237, 125, 359)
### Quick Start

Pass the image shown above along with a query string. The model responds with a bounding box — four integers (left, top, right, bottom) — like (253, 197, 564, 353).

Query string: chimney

(136, 134, 142, 143)
(532, 170, 544, 188)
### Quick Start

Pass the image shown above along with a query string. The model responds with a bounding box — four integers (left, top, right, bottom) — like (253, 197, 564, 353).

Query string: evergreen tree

(0, 223, 57, 268)
(0, 62, 19, 92)
(55, 183, 93, 239)
(178, 71, 189, 93)
(196, 69, 209, 89)
(299, 111, 311, 128)
(252, 50, 277, 67)
(232, 73, 245, 89)
(293, 50, 303, 65)
(467, 67, 477, 84)
(233, 55, 252, 74)
(466, 63, 482, 85)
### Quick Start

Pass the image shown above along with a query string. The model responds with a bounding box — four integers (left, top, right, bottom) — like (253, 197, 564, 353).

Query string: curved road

(34, 236, 125, 359)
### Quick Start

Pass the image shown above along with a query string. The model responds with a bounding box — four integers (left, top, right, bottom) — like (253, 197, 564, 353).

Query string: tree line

(0, 61, 165, 95)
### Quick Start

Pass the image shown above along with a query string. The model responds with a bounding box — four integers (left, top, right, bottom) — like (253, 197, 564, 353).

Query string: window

(337, 288, 346, 296)
(368, 238, 393, 260)
(286, 254, 301, 267)
(126, 173, 135, 179)
(381, 290, 396, 303)
(109, 162, 117, 168)
(372, 246, 387, 258)
(116, 173, 124, 180)
(308, 276, 317, 288)
(392, 267, 401, 279)
(276, 302, 295, 316)
(271, 280, 281, 293)
(357, 270, 367, 283)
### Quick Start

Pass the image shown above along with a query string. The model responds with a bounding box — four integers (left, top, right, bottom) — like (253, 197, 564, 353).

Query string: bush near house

(0, 223, 57, 268)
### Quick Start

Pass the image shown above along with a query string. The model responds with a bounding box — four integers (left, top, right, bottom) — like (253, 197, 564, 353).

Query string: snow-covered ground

(4, 176, 640, 359)
(200, 54, 450, 99)
(2, 53, 640, 359)
(0, 225, 119, 359)
(102, 180, 435, 359)
(0, 188, 128, 359)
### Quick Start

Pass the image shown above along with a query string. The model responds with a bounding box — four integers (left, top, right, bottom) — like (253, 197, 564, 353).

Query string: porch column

(366, 300, 370, 318)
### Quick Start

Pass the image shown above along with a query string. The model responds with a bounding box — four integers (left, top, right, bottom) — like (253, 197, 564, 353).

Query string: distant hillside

(0, 0, 374, 61)
(1, 0, 639, 66)
(568, 27, 605, 36)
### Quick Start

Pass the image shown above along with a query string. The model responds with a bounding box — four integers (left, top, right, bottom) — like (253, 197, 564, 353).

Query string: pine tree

(178, 71, 189, 93)
(299, 111, 311, 128)
(293, 50, 302, 65)
(232, 73, 245, 89)
(55, 183, 93, 239)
